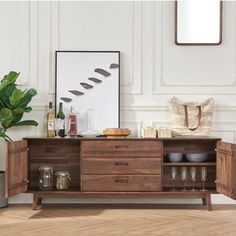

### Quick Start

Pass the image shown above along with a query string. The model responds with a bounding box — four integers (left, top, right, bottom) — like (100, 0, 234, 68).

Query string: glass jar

(39, 166, 54, 190)
(55, 171, 71, 190)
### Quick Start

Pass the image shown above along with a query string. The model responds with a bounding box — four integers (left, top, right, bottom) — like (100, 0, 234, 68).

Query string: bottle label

(48, 120, 55, 130)
(69, 115, 77, 135)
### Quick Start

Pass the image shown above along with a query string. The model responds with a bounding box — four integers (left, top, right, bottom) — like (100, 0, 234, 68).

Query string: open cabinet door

(216, 141, 236, 199)
(5, 140, 28, 198)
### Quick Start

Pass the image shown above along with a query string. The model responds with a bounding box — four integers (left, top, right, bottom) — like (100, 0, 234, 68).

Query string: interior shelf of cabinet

(163, 151, 216, 154)
(163, 187, 217, 193)
(28, 187, 81, 192)
(163, 162, 216, 166)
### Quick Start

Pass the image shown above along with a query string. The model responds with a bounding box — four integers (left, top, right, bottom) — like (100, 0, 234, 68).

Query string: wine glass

(190, 167, 196, 191)
(201, 167, 207, 191)
(54, 118, 61, 138)
(170, 167, 177, 191)
(181, 167, 187, 191)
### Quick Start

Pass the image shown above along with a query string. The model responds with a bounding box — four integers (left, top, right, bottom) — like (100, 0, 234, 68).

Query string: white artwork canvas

(56, 51, 120, 135)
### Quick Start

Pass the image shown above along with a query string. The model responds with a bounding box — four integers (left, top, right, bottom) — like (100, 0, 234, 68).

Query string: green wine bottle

(57, 102, 65, 137)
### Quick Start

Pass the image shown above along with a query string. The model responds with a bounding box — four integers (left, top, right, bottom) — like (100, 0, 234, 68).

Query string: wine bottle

(68, 106, 77, 137)
(47, 102, 55, 137)
(56, 102, 65, 137)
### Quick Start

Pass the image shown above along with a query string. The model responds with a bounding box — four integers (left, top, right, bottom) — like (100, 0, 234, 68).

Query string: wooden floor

(1, 204, 236, 236)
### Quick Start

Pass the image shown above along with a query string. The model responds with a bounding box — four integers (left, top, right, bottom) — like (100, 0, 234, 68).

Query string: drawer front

(81, 175, 161, 192)
(81, 140, 162, 158)
(82, 158, 161, 174)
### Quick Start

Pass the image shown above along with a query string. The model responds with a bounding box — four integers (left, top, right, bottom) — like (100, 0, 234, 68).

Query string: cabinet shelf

(28, 187, 81, 193)
(163, 151, 216, 155)
(163, 162, 216, 166)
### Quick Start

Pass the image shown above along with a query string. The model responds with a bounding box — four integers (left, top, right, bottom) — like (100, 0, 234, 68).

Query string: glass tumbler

(39, 166, 54, 190)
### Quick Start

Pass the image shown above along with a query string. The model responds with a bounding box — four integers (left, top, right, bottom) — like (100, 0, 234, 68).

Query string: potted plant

(0, 71, 38, 208)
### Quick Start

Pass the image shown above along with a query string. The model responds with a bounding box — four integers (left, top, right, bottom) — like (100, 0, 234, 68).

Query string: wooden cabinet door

(5, 140, 28, 197)
(216, 141, 236, 199)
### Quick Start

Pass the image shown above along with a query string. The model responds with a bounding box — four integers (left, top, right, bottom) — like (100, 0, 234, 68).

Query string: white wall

(1, 1, 236, 204)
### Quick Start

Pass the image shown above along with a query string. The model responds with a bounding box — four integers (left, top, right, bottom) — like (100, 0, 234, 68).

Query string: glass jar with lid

(55, 171, 71, 190)
(39, 166, 54, 190)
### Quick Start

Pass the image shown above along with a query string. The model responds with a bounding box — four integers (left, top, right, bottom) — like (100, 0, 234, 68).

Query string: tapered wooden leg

(202, 197, 207, 205)
(32, 193, 42, 210)
(205, 194, 212, 211)
(38, 197, 42, 206)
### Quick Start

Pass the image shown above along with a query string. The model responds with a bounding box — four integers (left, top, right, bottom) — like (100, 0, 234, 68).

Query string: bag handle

(183, 105, 202, 131)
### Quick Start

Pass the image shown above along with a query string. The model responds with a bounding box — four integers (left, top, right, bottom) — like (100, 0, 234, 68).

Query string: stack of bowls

(185, 153, 208, 162)
(167, 153, 183, 163)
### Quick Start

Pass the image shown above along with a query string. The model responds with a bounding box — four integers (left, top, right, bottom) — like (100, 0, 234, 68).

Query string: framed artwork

(55, 51, 120, 135)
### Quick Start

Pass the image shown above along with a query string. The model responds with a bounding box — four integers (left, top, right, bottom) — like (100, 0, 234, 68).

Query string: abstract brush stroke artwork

(68, 90, 84, 96)
(88, 77, 102, 84)
(56, 51, 120, 134)
(94, 68, 111, 77)
(60, 97, 72, 103)
(110, 63, 119, 69)
(80, 82, 93, 89)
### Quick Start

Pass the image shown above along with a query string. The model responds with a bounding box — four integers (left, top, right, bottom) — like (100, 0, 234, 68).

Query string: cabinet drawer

(82, 158, 161, 174)
(81, 140, 162, 158)
(81, 175, 161, 192)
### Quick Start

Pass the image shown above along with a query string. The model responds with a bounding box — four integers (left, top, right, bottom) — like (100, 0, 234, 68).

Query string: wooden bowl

(103, 128, 131, 138)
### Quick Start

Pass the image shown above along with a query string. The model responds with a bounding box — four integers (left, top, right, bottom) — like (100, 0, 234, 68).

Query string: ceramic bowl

(167, 152, 183, 162)
(185, 153, 208, 162)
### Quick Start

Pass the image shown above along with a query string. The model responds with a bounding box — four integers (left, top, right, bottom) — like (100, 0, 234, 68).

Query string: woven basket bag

(169, 97, 214, 137)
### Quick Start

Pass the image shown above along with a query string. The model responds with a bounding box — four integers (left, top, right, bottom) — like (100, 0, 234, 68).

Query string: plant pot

(0, 171, 8, 208)
(0, 140, 8, 208)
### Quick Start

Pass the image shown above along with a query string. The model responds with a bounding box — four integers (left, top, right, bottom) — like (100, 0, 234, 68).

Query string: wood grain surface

(1, 204, 236, 236)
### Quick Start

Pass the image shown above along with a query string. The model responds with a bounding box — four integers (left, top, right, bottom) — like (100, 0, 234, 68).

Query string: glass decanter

(80, 109, 100, 136)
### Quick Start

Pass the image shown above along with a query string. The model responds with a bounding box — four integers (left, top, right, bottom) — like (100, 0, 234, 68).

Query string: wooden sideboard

(5, 137, 236, 211)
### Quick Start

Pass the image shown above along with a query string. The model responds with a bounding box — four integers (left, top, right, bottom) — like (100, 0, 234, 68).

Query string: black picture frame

(55, 50, 120, 135)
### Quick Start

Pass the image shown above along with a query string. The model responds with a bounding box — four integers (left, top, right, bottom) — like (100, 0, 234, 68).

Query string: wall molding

(121, 1, 143, 95)
(17, 1, 39, 88)
(121, 105, 236, 112)
(32, 104, 236, 113)
(152, 1, 236, 95)
(48, 1, 142, 95)
(49, 0, 59, 94)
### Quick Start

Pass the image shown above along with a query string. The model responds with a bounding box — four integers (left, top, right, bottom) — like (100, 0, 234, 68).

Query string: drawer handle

(114, 178, 129, 183)
(114, 145, 129, 149)
(115, 162, 128, 166)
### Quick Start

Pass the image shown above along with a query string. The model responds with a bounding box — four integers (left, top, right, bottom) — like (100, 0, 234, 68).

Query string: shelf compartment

(163, 165, 216, 191)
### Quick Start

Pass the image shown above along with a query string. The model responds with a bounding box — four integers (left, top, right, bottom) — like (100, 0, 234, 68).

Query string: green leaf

(0, 84, 16, 109)
(24, 107, 32, 112)
(14, 120, 38, 127)
(0, 127, 5, 137)
(0, 127, 9, 141)
(11, 114, 23, 125)
(9, 88, 24, 106)
(12, 107, 25, 116)
(0, 108, 14, 128)
(0, 71, 38, 140)
(0, 71, 19, 91)
(17, 88, 37, 108)
(12, 107, 32, 117)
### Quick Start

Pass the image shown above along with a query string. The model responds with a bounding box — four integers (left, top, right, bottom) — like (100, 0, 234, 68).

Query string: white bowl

(185, 153, 208, 162)
(168, 153, 183, 162)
